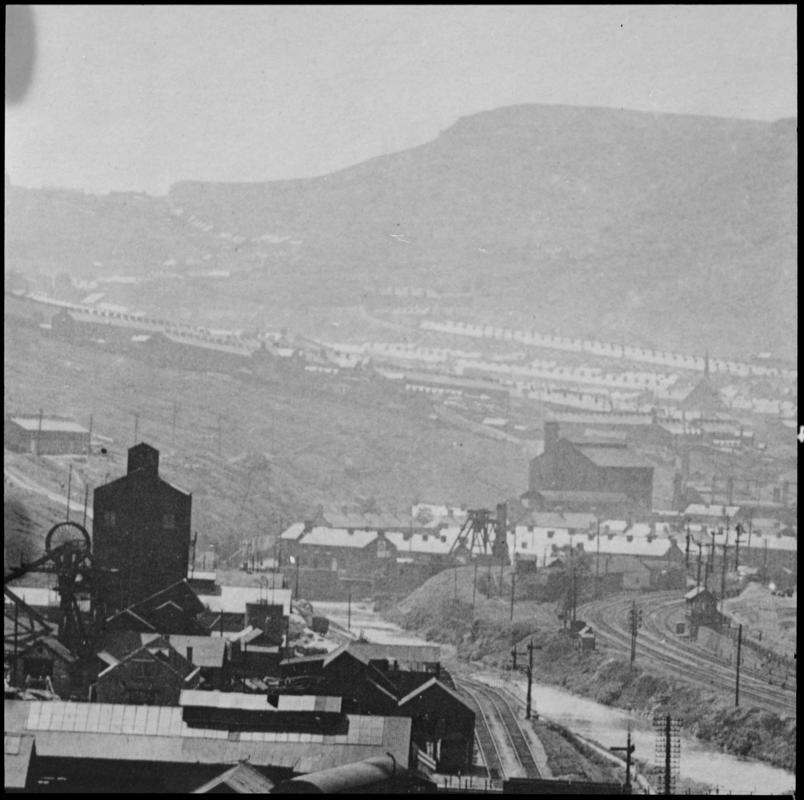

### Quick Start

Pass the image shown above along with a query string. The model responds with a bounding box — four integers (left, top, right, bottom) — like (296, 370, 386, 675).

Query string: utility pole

(720, 539, 729, 612)
(664, 715, 672, 795)
(696, 543, 703, 589)
(472, 560, 478, 611)
(735, 623, 743, 707)
(82, 485, 89, 528)
(36, 408, 43, 456)
(610, 728, 635, 791)
(510, 568, 516, 621)
(684, 519, 691, 568)
(65, 464, 73, 521)
(734, 524, 742, 572)
(629, 600, 643, 665)
(595, 518, 601, 596)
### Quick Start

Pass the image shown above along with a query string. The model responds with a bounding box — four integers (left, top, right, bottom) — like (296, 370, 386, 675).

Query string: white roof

(10, 416, 89, 434)
(280, 522, 306, 541)
(298, 526, 378, 549)
(385, 527, 462, 555)
(684, 504, 741, 518)
(179, 690, 341, 712)
(197, 586, 291, 615)
(508, 528, 678, 560)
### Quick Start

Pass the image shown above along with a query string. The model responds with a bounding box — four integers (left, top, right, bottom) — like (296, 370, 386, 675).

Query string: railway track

(456, 677, 541, 779)
(577, 593, 795, 717)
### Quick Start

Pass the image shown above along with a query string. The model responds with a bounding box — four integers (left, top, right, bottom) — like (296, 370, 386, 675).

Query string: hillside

(169, 105, 797, 357)
(5, 104, 796, 359)
(4, 318, 528, 562)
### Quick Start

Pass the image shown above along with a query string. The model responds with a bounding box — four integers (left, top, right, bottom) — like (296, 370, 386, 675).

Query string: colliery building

(93, 443, 192, 614)
(528, 421, 654, 514)
(4, 415, 90, 455)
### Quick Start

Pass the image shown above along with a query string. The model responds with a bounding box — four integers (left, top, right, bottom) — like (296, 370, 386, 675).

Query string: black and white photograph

(4, 5, 796, 794)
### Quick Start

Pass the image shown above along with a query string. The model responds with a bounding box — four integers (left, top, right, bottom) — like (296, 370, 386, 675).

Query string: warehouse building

(4, 415, 90, 455)
(528, 422, 654, 514)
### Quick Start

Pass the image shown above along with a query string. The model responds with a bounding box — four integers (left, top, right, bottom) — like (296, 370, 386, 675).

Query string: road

(4, 460, 93, 521)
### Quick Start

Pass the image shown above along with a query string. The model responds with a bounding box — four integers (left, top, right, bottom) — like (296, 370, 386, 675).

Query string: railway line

(577, 593, 795, 717)
(456, 677, 541, 780)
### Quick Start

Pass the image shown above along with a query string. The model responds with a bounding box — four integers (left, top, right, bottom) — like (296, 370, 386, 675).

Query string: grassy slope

(4, 318, 528, 559)
(385, 566, 796, 772)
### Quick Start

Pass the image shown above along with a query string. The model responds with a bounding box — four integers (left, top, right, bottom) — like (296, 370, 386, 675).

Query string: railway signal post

(610, 728, 635, 790)
(511, 638, 542, 719)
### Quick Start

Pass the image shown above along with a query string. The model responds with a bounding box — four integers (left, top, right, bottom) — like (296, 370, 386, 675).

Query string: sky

(4, 4, 798, 195)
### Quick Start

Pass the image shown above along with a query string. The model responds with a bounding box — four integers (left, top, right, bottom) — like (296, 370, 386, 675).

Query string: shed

(397, 677, 475, 772)
(4, 415, 90, 455)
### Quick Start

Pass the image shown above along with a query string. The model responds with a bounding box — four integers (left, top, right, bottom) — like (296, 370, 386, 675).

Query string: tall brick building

(93, 443, 192, 613)
(528, 422, 654, 514)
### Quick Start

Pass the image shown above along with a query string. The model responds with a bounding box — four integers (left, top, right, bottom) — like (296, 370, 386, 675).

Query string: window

(162, 513, 176, 530)
(103, 511, 117, 527)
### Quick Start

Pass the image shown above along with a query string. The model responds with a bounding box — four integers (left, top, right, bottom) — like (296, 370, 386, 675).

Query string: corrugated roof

(180, 691, 341, 713)
(9, 416, 89, 434)
(349, 642, 441, 664)
(4, 734, 35, 789)
(574, 443, 654, 469)
(15, 701, 411, 770)
(192, 761, 275, 794)
(535, 489, 630, 504)
(297, 527, 378, 549)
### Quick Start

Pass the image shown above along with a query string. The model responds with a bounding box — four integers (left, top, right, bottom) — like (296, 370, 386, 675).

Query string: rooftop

(573, 442, 654, 469)
(9, 416, 89, 434)
(11, 701, 412, 771)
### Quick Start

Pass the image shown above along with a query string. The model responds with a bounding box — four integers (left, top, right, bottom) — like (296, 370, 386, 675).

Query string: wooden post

(65, 464, 73, 521)
(735, 623, 743, 707)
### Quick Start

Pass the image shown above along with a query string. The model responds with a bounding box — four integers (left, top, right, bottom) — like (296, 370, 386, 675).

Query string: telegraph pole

(696, 542, 703, 588)
(510, 569, 516, 621)
(734, 524, 742, 572)
(735, 624, 743, 707)
(36, 409, 43, 456)
(684, 519, 691, 568)
(720, 539, 729, 612)
(65, 463, 73, 521)
(629, 600, 643, 665)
